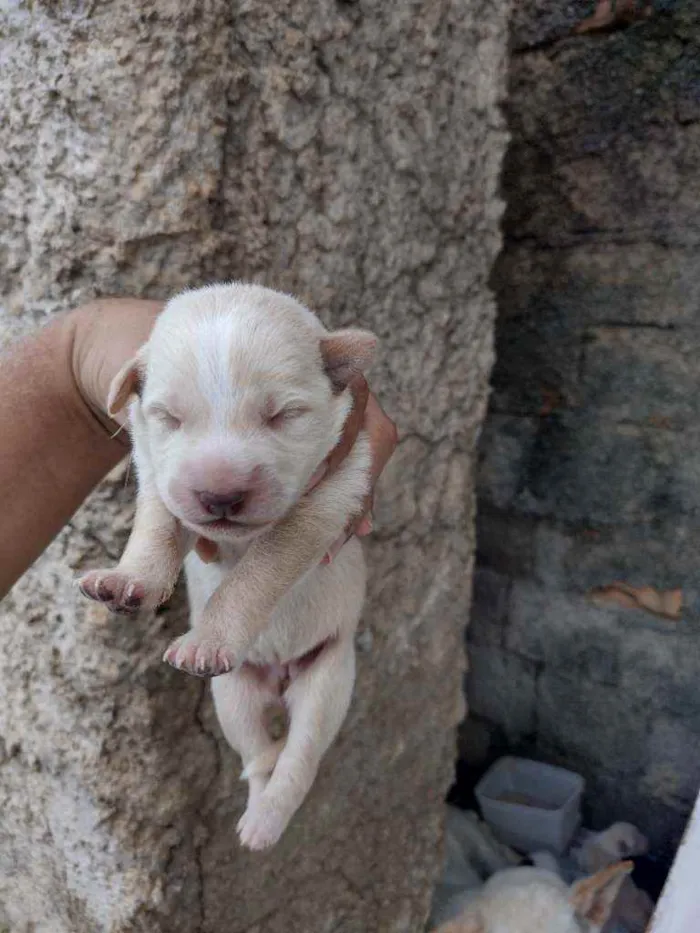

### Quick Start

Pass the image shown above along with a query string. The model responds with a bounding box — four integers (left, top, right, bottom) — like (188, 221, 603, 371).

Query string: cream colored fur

(572, 824, 652, 933)
(572, 823, 649, 874)
(434, 862, 632, 933)
(77, 283, 377, 850)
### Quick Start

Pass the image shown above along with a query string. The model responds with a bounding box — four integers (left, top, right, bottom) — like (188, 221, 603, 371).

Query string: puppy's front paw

(77, 570, 151, 614)
(163, 631, 236, 678)
(237, 796, 288, 851)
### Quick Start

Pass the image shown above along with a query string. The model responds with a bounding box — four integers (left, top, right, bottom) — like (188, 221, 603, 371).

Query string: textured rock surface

(0, 1, 509, 930)
(466, 0, 700, 857)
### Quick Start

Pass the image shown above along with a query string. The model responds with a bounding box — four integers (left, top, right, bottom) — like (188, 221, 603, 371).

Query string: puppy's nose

(197, 490, 246, 519)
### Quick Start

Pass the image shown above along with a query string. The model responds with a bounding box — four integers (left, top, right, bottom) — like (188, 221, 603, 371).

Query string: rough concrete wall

(465, 0, 700, 857)
(0, 2, 509, 931)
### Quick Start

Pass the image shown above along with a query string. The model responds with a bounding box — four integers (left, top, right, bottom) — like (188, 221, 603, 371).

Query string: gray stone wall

(465, 0, 700, 857)
(0, 1, 509, 931)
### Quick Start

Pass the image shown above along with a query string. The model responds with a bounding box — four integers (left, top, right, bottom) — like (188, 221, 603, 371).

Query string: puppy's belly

(242, 638, 331, 698)
(184, 538, 366, 664)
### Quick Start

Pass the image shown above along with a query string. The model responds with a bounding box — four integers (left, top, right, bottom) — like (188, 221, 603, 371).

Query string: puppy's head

(575, 823, 649, 873)
(109, 284, 376, 541)
(437, 862, 632, 933)
(596, 823, 649, 862)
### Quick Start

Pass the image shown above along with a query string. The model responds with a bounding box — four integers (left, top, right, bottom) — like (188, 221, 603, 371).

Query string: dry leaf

(588, 582, 682, 620)
(574, 0, 654, 35)
(648, 413, 672, 430)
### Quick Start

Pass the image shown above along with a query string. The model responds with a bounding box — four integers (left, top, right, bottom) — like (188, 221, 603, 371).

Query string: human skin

(0, 298, 397, 599)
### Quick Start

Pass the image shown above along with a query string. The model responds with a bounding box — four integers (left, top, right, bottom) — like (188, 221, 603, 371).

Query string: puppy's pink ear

(320, 329, 377, 390)
(569, 861, 632, 932)
(107, 352, 146, 417)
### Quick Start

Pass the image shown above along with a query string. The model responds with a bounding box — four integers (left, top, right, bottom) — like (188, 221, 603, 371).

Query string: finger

(321, 375, 370, 479)
(70, 299, 163, 434)
(320, 512, 372, 564)
(364, 394, 399, 488)
(351, 492, 374, 537)
(354, 514, 373, 538)
(321, 495, 374, 564)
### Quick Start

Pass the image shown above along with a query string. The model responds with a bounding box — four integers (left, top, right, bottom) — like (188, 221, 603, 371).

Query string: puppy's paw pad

(77, 570, 146, 614)
(163, 633, 235, 678)
(237, 798, 288, 851)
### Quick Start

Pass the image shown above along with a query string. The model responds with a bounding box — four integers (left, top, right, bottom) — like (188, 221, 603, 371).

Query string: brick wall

(464, 0, 700, 856)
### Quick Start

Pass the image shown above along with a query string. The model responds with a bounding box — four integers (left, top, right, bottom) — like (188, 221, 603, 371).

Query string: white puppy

(572, 823, 649, 874)
(78, 283, 377, 850)
(572, 823, 653, 933)
(433, 861, 632, 933)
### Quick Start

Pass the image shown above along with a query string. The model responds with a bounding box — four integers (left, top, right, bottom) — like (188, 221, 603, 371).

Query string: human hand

(69, 298, 163, 441)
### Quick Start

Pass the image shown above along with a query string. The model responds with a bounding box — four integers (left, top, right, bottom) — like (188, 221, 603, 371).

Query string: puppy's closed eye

(266, 405, 310, 430)
(147, 406, 182, 431)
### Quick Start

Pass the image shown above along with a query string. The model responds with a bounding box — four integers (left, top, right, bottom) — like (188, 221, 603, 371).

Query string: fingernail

(357, 516, 373, 537)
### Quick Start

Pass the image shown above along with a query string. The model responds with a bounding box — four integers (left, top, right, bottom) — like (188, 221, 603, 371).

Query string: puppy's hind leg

(211, 668, 285, 817)
(237, 636, 355, 851)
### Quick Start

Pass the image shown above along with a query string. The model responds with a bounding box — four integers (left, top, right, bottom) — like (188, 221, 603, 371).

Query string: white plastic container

(475, 756, 585, 855)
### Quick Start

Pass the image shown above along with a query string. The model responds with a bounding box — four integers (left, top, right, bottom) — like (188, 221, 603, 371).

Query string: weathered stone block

(619, 629, 700, 732)
(472, 0, 700, 857)
(516, 415, 700, 526)
(581, 328, 700, 425)
(466, 646, 537, 742)
(507, 582, 622, 686)
(495, 244, 700, 330)
(469, 566, 511, 649)
(477, 415, 539, 510)
(490, 306, 582, 416)
(476, 507, 536, 578)
(532, 523, 575, 591)
(535, 672, 650, 777)
(505, 8, 700, 247)
(542, 519, 697, 602)
(643, 718, 700, 805)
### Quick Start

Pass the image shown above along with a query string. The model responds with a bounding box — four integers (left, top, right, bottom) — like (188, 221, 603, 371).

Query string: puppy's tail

(241, 740, 286, 781)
